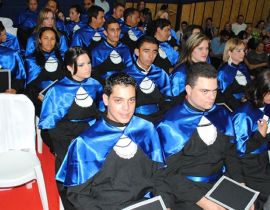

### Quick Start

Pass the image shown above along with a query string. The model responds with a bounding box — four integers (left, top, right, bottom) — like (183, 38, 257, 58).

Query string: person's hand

(5, 88, 16, 94)
(196, 197, 226, 210)
(258, 119, 268, 138)
(38, 94, 44, 102)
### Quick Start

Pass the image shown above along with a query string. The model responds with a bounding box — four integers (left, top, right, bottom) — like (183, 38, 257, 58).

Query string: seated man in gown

(56, 73, 166, 210)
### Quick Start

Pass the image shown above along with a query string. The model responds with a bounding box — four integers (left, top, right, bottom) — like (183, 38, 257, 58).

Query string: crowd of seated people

(1, 1, 270, 210)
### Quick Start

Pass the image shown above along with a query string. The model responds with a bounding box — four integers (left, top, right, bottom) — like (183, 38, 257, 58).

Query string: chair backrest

(0, 94, 36, 153)
(0, 17, 17, 36)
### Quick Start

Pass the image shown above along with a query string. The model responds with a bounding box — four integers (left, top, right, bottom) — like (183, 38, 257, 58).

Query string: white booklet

(39, 79, 58, 97)
(205, 175, 259, 210)
(122, 196, 167, 210)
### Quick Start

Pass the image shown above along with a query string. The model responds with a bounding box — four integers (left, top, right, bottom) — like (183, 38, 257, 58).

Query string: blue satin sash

(39, 76, 104, 129)
(124, 64, 172, 97)
(120, 24, 144, 39)
(233, 103, 269, 154)
(159, 41, 179, 66)
(185, 166, 226, 183)
(17, 9, 38, 28)
(250, 143, 269, 155)
(0, 46, 26, 80)
(71, 25, 105, 48)
(218, 62, 251, 93)
(157, 102, 235, 157)
(91, 40, 133, 68)
(0, 33, 20, 52)
(56, 116, 165, 186)
(170, 63, 187, 96)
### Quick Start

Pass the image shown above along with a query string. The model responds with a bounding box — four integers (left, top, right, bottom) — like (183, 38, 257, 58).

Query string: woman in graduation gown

(233, 70, 270, 210)
(170, 33, 210, 105)
(25, 7, 68, 58)
(39, 47, 104, 209)
(217, 38, 251, 111)
(16, 0, 39, 51)
(25, 27, 65, 116)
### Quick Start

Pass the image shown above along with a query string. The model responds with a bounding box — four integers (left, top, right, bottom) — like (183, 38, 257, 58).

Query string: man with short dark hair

(124, 36, 172, 123)
(56, 72, 165, 210)
(91, 18, 133, 85)
(71, 5, 105, 54)
(157, 62, 245, 209)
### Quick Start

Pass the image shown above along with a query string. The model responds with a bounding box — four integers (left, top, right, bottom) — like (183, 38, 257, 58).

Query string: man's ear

(185, 84, 192, 96)
(102, 93, 109, 106)
(104, 30, 108, 37)
(134, 48, 139, 57)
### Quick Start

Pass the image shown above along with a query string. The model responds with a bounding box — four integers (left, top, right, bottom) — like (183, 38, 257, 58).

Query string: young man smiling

(56, 73, 165, 210)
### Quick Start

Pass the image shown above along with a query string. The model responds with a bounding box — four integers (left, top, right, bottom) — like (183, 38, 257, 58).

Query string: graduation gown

(56, 116, 165, 210)
(156, 101, 243, 209)
(217, 62, 251, 111)
(25, 33, 68, 58)
(120, 24, 144, 54)
(25, 51, 65, 115)
(124, 63, 172, 123)
(91, 40, 133, 84)
(0, 46, 26, 92)
(153, 40, 180, 74)
(233, 103, 270, 201)
(65, 20, 86, 41)
(16, 9, 38, 50)
(71, 25, 105, 54)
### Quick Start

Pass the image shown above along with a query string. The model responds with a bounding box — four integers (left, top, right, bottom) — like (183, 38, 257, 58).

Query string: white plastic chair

(0, 93, 49, 210)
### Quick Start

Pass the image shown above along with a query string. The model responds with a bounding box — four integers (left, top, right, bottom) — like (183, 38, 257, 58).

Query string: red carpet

(0, 143, 60, 210)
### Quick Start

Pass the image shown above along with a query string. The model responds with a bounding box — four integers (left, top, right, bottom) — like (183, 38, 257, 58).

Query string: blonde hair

(155, 10, 169, 20)
(181, 33, 209, 64)
(223, 38, 245, 62)
(34, 8, 57, 33)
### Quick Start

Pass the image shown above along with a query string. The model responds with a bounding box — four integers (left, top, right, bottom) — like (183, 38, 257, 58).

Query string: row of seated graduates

(0, 0, 255, 116)
(1, 1, 270, 209)
(1, 0, 255, 119)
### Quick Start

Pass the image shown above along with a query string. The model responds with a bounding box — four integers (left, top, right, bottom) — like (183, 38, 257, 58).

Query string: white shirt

(231, 22, 247, 35)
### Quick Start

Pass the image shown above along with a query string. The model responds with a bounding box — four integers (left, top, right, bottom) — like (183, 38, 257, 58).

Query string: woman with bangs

(25, 7, 68, 58)
(39, 47, 104, 209)
(170, 33, 210, 105)
(217, 38, 251, 111)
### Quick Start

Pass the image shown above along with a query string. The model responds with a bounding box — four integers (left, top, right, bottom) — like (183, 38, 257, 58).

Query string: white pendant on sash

(73, 24, 80, 32)
(75, 87, 93, 108)
(128, 30, 138, 41)
(235, 70, 247, 86)
(139, 77, 155, 94)
(158, 47, 167, 59)
(45, 56, 58, 72)
(113, 134, 137, 159)
(93, 32, 101, 42)
(110, 50, 122, 64)
(197, 116, 217, 146)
